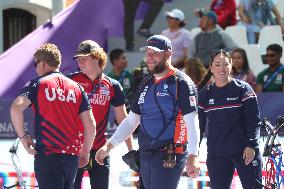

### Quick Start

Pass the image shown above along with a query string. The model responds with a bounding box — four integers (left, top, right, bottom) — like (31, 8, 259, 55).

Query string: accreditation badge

(275, 74, 282, 84)
(123, 78, 130, 88)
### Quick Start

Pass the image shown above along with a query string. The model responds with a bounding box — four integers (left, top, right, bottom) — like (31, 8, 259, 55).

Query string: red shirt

(211, 0, 237, 29)
(69, 72, 125, 149)
(20, 72, 91, 156)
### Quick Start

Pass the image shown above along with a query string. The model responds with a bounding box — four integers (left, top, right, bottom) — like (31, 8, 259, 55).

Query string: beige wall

(0, 0, 65, 53)
(65, 0, 76, 7)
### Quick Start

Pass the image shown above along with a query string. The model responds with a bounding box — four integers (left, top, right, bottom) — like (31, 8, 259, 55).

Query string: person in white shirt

(161, 9, 191, 69)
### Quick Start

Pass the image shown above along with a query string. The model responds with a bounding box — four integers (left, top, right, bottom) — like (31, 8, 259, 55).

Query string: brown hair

(198, 49, 231, 90)
(184, 58, 207, 85)
(34, 43, 61, 67)
(231, 48, 250, 75)
(90, 48, 107, 69)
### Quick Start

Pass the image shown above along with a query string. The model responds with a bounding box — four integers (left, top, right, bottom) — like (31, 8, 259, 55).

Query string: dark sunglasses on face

(166, 16, 179, 21)
(34, 60, 41, 68)
(265, 53, 276, 58)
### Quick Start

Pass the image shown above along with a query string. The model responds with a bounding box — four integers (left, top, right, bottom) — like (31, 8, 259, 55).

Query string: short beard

(147, 58, 167, 75)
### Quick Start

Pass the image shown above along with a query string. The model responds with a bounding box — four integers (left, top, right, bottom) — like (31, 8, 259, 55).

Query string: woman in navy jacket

(198, 49, 262, 189)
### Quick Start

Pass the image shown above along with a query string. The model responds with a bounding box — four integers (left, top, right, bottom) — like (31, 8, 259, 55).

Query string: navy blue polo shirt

(131, 69, 197, 157)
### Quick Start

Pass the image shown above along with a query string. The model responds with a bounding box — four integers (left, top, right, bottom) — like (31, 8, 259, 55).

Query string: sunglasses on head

(210, 49, 231, 57)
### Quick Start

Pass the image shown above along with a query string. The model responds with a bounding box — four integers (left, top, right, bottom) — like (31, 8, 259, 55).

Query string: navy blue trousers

(34, 154, 79, 189)
(140, 151, 187, 189)
(74, 149, 110, 189)
(206, 152, 262, 189)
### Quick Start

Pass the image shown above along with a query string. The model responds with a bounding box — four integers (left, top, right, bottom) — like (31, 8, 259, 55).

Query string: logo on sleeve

(188, 85, 195, 95)
(138, 86, 148, 104)
(209, 99, 214, 105)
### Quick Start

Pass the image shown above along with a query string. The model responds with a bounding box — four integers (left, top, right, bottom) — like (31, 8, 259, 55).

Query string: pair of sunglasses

(210, 49, 231, 58)
(33, 60, 42, 68)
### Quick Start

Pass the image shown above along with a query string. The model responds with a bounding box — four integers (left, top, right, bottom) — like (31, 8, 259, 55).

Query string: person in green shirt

(108, 49, 134, 110)
(256, 44, 284, 93)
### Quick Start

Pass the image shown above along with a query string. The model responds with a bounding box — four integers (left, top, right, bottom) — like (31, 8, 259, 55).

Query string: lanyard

(88, 74, 102, 99)
(264, 65, 284, 89)
(118, 70, 127, 83)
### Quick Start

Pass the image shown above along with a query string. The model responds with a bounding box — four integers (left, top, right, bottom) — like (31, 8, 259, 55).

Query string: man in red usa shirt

(10, 43, 96, 189)
(68, 40, 133, 189)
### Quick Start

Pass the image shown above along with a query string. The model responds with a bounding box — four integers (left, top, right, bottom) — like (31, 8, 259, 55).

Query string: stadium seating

(189, 27, 201, 40)
(275, 0, 284, 18)
(225, 25, 248, 47)
(258, 25, 283, 54)
(241, 44, 266, 76)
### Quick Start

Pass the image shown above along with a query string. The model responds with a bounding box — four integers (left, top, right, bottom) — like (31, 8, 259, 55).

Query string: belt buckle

(163, 144, 176, 168)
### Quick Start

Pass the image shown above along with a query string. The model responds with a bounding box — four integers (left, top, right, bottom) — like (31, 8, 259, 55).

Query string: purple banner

(258, 93, 284, 126)
(0, 0, 124, 99)
(0, 0, 173, 100)
(0, 100, 34, 139)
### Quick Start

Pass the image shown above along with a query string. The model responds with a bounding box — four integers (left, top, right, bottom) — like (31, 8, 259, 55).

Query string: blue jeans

(239, 22, 261, 44)
(34, 154, 79, 189)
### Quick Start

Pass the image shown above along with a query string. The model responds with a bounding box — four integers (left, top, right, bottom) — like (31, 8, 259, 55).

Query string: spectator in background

(183, 57, 207, 86)
(195, 0, 237, 29)
(210, 0, 237, 29)
(238, 0, 284, 44)
(161, 9, 190, 69)
(124, 0, 164, 51)
(189, 10, 237, 68)
(231, 48, 257, 90)
(108, 49, 134, 110)
(256, 43, 284, 93)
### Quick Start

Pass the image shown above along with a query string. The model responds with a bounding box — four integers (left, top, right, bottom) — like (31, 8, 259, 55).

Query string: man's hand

(186, 154, 200, 178)
(95, 142, 113, 165)
(20, 135, 36, 155)
(79, 148, 90, 168)
(243, 147, 255, 165)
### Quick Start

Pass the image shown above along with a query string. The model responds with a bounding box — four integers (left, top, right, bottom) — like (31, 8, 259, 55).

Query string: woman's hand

(186, 154, 200, 178)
